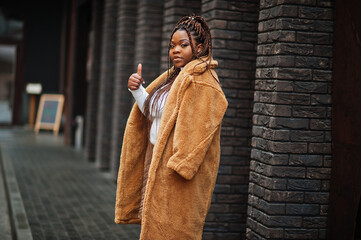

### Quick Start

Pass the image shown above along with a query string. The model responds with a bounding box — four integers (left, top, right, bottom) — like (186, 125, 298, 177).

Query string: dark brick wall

(246, 0, 333, 239)
(110, 0, 138, 180)
(85, 0, 103, 161)
(95, 0, 118, 169)
(160, 0, 201, 72)
(201, 1, 259, 239)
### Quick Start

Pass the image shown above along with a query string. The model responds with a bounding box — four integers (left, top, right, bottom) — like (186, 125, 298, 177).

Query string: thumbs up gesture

(128, 63, 145, 90)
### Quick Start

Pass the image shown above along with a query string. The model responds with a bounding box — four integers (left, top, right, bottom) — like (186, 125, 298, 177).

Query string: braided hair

(143, 15, 213, 133)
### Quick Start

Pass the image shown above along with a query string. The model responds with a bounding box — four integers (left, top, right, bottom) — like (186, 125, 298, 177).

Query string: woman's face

(169, 30, 197, 68)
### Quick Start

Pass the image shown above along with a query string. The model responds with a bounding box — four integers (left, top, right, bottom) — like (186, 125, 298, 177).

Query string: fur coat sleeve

(167, 76, 227, 180)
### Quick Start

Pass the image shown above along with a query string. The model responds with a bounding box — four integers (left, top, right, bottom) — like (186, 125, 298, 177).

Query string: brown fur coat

(115, 58, 228, 239)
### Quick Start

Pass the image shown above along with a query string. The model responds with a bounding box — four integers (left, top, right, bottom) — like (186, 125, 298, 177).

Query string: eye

(169, 44, 175, 49)
(181, 43, 189, 48)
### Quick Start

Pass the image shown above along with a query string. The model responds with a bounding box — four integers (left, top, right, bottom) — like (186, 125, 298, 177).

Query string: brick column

(134, 0, 164, 84)
(109, 0, 138, 180)
(160, 0, 201, 72)
(84, 0, 103, 161)
(95, 0, 117, 169)
(201, 1, 259, 239)
(247, 1, 333, 239)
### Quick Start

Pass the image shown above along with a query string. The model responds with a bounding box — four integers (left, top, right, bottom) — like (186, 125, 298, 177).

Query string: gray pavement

(0, 127, 141, 240)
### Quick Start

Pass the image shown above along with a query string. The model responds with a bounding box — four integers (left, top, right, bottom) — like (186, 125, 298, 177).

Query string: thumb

(137, 63, 142, 77)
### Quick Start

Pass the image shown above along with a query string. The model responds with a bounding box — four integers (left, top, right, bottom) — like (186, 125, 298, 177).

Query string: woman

(115, 15, 228, 239)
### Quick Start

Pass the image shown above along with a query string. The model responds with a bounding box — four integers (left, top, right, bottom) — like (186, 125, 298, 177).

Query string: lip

(173, 57, 182, 62)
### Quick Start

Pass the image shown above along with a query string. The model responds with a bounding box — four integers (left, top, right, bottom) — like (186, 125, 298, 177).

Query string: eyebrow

(171, 39, 190, 43)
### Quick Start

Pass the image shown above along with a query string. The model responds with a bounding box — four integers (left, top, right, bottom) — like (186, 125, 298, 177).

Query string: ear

(196, 44, 203, 54)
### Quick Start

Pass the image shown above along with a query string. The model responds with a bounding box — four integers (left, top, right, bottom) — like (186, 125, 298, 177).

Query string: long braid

(143, 15, 214, 136)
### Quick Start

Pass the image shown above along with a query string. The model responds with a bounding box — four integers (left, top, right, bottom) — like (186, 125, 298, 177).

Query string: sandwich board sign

(34, 94, 64, 135)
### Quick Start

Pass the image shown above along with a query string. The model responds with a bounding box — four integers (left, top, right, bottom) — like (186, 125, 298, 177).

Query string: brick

(258, 31, 295, 44)
(251, 149, 289, 165)
(286, 204, 319, 215)
(288, 179, 321, 191)
(311, 94, 331, 105)
(257, 55, 295, 67)
(314, 45, 333, 57)
(293, 106, 327, 118)
(269, 141, 308, 153)
(315, 20, 334, 32)
(297, 31, 331, 44)
(289, 154, 323, 167)
(241, 31, 258, 42)
(217, 175, 247, 184)
(204, 9, 246, 21)
(259, 199, 286, 215)
(256, 222, 284, 238)
(277, 18, 316, 31)
(253, 126, 290, 141)
(306, 167, 331, 179)
(290, 130, 324, 142)
(310, 119, 331, 130)
(313, 70, 332, 81)
(269, 117, 309, 129)
(211, 29, 241, 39)
(275, 68, 312, 80)
(304, 192, 329, 204)
(323, 155, 332, 167)
(217, 165, 232, 175)
(213, 49, 239, 59)
(320, 205, 328, 215)
(216, 194, 245, 203)
(267, 215, 302, 227)
(277, 43, 314, 56)
(255, 79, 294, 92)
(231, 185, 249, 194)
(228, 21, 257, 31)
(259, 0, 317, 8)
(221, 146, 233, 155)
(258, 43, 313, 56)
(250, 172, 287, 190)
(253, 114, 271, 126)
(270, 166, 306, 178)
(284, 229, 318, 239)
(295, 56, 329, 69)
(298, 6, 333, 20)
(207, 19, 227, 28)
(252, 183, 266, 198)
(274, 92, 310, 105)
(212, 39, 226, 48)
(303, 216, 327, 228)
(321, 180, 330, 191)
(309, 143, 331, 154)
(264, 190, 304, 202)
(253, 103, 292, 117)
(259, 5, 298, 21)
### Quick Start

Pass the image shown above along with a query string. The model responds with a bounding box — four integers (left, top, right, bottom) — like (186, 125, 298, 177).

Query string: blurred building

(0, 0, 360, 239)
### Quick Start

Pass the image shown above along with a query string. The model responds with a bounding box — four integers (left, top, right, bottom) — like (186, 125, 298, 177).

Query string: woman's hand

(128, 63, 145, 90)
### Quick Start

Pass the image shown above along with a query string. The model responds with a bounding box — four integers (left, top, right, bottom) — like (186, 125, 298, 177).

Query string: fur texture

(115, 58, 228, 239)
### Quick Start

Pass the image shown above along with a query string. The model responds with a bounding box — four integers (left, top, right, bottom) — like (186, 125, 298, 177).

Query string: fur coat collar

(115, 58, 228, 239)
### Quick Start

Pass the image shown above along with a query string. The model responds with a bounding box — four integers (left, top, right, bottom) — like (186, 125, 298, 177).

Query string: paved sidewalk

(0, 128, 140, 240)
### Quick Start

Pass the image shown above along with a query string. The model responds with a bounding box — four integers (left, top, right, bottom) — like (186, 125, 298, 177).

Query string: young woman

(115, 15, 228, 239)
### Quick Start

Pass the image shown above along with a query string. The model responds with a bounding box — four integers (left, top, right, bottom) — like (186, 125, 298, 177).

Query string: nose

(173, 45, 180, 53)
